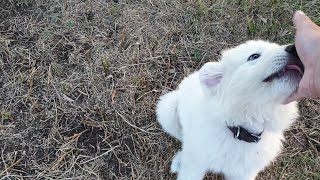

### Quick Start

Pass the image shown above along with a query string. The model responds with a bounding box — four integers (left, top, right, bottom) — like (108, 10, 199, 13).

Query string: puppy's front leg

(176, 150, 208, 180)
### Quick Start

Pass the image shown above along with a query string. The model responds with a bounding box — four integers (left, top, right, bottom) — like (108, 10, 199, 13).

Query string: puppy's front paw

(170, 151, 182, 173)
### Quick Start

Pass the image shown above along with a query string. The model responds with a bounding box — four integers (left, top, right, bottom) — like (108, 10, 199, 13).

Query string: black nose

(285, 44, 299, 58)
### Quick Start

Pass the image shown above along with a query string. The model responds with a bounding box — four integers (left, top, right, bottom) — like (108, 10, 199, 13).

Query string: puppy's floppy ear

(199, 62, 223, 93)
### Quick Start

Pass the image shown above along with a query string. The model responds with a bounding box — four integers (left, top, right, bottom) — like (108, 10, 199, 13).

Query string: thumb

(293, 11, 313, 29)
(293, 11, 314, 29)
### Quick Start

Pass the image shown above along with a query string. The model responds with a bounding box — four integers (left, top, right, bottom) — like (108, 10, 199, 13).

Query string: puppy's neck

(219, 101, 277, 134)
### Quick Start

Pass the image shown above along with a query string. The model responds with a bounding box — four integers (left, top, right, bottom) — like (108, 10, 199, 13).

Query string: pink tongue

(286, 65, 302, 74)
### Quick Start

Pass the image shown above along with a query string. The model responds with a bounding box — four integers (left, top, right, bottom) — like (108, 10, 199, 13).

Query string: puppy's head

(200, 40, 303, 106)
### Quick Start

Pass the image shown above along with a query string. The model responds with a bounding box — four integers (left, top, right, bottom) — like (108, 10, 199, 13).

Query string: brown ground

(0, 0, 319, 179)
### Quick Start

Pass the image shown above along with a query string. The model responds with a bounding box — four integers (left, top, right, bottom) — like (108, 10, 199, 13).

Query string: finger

(293, 10, 314, 29)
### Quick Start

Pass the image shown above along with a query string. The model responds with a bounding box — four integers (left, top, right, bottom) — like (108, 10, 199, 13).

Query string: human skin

(286, 11, 320, 103)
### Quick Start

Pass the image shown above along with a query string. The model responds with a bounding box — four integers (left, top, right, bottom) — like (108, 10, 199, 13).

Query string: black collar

(227, 126, 263, 143)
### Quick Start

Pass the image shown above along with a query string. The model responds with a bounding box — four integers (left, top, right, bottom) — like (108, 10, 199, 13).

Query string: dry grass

(0, 0, 319, 179)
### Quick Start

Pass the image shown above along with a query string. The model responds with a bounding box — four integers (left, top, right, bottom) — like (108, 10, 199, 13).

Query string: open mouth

(263, 58, 304, 82)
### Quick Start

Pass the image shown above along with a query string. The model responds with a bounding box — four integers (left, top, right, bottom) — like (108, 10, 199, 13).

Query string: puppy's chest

(208, 145, 259, 172)
(207, 135, 281, 173)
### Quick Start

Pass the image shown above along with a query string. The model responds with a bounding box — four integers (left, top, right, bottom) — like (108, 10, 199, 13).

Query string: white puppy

(156, 40, 303, 180)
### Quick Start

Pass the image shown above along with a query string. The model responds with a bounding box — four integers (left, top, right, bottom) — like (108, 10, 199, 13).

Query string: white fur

(156, 40, 300, 180)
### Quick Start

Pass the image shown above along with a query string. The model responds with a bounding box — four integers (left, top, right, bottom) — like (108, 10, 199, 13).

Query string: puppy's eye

(247, 54, 260, 61)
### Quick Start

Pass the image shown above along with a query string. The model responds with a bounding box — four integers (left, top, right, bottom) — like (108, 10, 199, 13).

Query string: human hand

(286, 11, 320, 103)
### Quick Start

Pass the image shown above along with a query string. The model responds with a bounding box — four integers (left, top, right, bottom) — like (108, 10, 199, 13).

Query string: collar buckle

(250, 133, 261, 143)
(228, 126, 263, 143)
(235, 126, 240, 139)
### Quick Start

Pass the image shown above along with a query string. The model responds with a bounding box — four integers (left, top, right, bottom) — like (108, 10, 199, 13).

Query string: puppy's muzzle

(263, 44, 304, 82)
